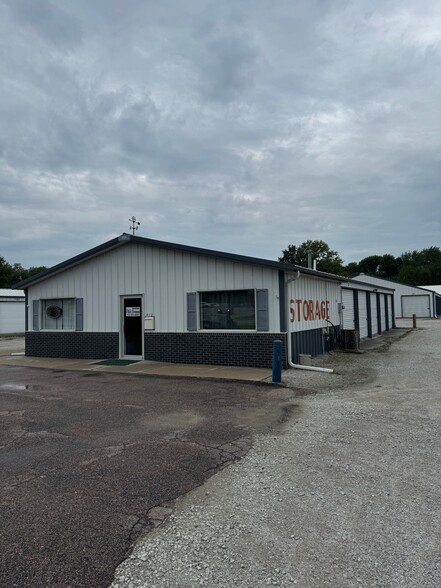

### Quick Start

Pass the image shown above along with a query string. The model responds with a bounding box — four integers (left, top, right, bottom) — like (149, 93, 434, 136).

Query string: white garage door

(370, 293, 378, 335)
(0, 301, 25, 334)
(380, 295, 386, 332)
(402, 295, 430, 318)
(387, 295, 393, 328)
(342, 289, 355, 329)
(358, 291, 369, 338)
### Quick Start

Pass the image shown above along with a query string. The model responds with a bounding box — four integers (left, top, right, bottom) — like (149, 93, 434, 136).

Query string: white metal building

(15, 235, 393, 368)
(341, 281, 395, 340)
(354, 274, 439, 318)
(0, 289, 25, 335)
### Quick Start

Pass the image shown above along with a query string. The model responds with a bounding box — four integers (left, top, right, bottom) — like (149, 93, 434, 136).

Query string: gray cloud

(0, 0, 440, 268)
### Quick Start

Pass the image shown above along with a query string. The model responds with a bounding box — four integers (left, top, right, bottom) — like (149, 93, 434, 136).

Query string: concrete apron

(0, 355, 272, 382)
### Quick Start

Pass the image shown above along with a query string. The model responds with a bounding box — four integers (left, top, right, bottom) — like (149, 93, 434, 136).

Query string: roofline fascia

(354, 274, 437, 294)
(13, 233, 347, 289)
(12, 236, 125, 289)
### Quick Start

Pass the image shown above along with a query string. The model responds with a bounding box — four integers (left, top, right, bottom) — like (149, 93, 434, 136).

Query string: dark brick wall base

(25, 332, 119, 360)
(144, 332, 288, 368)
(25, 331, 287, 368)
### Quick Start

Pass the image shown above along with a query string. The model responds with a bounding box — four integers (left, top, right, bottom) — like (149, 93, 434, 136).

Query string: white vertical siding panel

(145, 246, 154, 314)
(27, 243, 282, 333)
(166, 250, 177, 331)
(288, 276, 341, 333)
(233, 263, 244, 289)
(215, 259, 226, 289)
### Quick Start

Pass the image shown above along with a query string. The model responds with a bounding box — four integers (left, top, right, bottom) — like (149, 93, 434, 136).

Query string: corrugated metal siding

(342, 289, 355, 330)
(291, 327, 338, 363)
(288, 276, 341, 333)
(27, 243, 281, 333)
(354, 274, 433, 317)
(370, 293, 379, 335)
(402, 295, 431, 318)
(358, 291, 368, 338)
(0, 301, 25, 334)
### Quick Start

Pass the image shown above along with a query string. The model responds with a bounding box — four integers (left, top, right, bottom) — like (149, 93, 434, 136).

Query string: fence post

(272, 339, 282, 383)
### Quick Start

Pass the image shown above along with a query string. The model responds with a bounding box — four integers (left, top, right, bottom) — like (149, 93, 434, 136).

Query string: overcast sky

(1, 0, 440, 269)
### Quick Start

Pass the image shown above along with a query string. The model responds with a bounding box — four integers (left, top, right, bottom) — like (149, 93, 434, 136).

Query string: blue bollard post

(272, 339, 282, 383)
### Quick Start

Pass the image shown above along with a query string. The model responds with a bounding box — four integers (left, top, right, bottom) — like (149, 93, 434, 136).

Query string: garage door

(358, 291, 369, 338)
(402, 295, 430, 318)
(0, 302, 25, 334)
(387, 295, 393, 328)
(342, 289, 355, 329)
(379, 295, 386, 332)
(370, 293, 378, 335)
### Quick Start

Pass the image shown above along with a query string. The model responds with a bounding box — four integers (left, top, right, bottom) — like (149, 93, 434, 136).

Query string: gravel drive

(111, 319, 441, 588)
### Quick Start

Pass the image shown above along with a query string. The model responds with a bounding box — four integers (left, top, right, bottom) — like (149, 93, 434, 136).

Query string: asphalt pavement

(111, 319, 441, 588)
(0, 366, 291, 587)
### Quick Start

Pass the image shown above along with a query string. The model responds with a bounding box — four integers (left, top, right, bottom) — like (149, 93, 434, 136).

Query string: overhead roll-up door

(342, 289, 355, 329)
(358, 291, 368, 338)
(379, 295, 386, 332)
(370, 293, 378, 335)
(402, 295, 430, 318)
(387, 295, 393, 328)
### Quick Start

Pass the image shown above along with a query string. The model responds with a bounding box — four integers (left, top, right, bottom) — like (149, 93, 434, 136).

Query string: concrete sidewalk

(0, 354, 272, 382)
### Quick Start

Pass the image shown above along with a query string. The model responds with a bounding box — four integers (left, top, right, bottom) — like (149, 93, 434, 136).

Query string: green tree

(0, 257, 47, 288)
(279, 240, 344, 274)
(358, 254, 401, 279)
(397, 247, 441, 286)
(0, 256, 14, 288)
(341, 262, 360, 278)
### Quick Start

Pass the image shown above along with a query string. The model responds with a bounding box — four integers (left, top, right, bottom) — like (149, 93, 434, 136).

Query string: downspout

(285, 271, 334, 374)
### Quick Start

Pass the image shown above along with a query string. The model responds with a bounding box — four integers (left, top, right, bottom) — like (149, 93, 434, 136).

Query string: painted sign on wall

(287, 275, 341, 332)
(289, 299, 330, 323)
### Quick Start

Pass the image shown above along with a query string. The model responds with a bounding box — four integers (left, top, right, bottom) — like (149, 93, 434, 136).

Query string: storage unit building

(354, 275, 438, 318)
(15, 234, 348, 368)
(421, 286, 441, 317)
(341, 281, 394, 343)
(0, 289, 25, 335)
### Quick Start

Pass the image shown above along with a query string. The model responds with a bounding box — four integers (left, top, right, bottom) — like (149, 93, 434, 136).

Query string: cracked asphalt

(0, 366, 291, 588)
(112, 320, 441, 588)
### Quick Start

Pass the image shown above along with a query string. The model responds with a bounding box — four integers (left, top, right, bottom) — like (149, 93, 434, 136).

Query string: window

(42, 298, 75, 330)
(200, 289, 256, 330)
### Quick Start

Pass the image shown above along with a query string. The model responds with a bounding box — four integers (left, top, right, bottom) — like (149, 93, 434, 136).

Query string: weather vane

(129, 216, 140, 235)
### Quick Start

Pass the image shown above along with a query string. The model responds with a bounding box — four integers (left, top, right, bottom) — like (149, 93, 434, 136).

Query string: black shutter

(187, 293, 197, 331)
(256, 289, 269, 331)
(75, 298, 84, 331)
(32, 300, 39, 331)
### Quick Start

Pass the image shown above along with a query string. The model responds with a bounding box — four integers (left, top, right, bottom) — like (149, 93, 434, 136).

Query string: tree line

(0, 257, 47, 289)
(279, 240, 441, 287)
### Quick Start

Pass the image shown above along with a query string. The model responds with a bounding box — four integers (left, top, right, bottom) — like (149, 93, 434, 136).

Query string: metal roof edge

(341, 279, 395, 292)
(353, 274, 437, 294)
(13, 233, 346, 289)
(128, 235, 345, 281)
(12, 236, 124, 289)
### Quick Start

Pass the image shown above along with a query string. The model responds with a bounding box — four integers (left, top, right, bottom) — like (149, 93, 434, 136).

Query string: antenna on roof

(129, 216, 140, 235)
